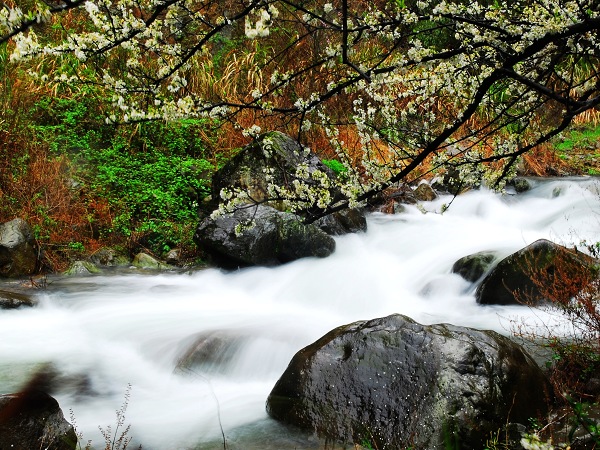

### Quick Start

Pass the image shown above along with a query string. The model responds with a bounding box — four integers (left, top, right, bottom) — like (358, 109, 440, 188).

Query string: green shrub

(322, 158, 348, 176)
(76, 136, 214, 254)
(29, 88, 218, 256)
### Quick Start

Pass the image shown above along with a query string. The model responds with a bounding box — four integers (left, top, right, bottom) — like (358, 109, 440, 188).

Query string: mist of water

(1, 177, 599, 449)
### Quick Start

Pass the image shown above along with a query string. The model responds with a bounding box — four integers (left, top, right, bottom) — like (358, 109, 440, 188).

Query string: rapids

(1, 177, 599, 449)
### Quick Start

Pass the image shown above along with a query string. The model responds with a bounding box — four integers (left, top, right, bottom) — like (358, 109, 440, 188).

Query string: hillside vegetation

(0, 0, 598, 270)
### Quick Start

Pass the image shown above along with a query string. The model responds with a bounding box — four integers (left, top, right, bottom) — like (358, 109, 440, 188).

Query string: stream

(1, 177, 600, 449)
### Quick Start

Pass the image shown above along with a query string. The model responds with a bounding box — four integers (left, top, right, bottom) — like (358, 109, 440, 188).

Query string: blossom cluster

(2, 0, 598, 214)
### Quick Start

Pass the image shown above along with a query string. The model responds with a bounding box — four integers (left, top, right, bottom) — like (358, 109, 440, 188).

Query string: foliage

(555, 126, 600, 154)
(28, 79, 217, 256)
(519, 433, 555, 450)
(567, 397, 600, 445)
(73, 123, 214, 256)
(0, 0, 598, 224)
(98, 384, 135, 450)
(322, 159, 348, 176)
(0, 51, 218, 265)
(0, 0, 598, 266)
(512, 248, 600, 398)
(549, 124, 600, 175)
(509, 242, 600, 448)
(70, 384, 139, 450)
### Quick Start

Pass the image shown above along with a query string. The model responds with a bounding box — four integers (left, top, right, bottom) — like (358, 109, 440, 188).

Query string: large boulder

(267, 314, 550, 450)
(476, 239, 597, 305)
(0, 218, 38, 277)
(0, 390, 77, 450)
(194, 204, 335, 267)
(210, 132, 366, 234)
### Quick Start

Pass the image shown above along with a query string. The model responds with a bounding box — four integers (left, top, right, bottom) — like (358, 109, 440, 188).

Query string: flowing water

(1, 177, 600, 449)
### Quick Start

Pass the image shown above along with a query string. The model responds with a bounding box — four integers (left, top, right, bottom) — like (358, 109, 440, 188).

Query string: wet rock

(0, 218, 38, 278)
(313, 209, 367, 235)
(0, 390, 77, 450)
(510, 177, 533, 193)
(64, 260, 101, 275)
(0, 289, 36, 309)
(267, 314, 550, 450)
(414, 183, 438, 202)
(132, 252, 172, 270)
(452, 251, 499, 283)
(195, 204, 335, 268)
(476, 239, 597, 305)
(88, 248, 129, 267)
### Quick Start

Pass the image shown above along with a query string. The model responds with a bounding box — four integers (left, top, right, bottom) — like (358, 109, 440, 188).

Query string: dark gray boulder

(211, 131, 331, 206)
(0, 390, 77, 450)
(476, 239, 597, 305)
(0, 218, 38, 277)
(210, 132, 366, 234)
(313, 209, 367, 235)
(194, 204, 335, 267)
(452, 251, 499, 283)
(266, 314, 550, 450)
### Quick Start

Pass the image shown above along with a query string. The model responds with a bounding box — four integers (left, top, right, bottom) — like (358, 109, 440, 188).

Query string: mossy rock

(64, 260, 101, 275)
(452, 251, 499, 283)
(194, 204, 335, 268)
(132, 252, 173, 270)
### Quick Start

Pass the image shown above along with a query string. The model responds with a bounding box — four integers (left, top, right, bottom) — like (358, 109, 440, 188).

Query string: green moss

(555, 125, 600, 153)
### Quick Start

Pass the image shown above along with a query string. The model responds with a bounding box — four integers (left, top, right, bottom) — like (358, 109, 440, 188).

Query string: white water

(1, 177, 600, 449)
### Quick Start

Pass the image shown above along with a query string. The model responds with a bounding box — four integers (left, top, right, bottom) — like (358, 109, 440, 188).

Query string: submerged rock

(195, 204, 335, 267)
(0, 390, 77, 450)
(476, 239, 597, 305)
(267, 314, 550, 450)
(510, 177, 533, 193)
(175, 330, 250, 375)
